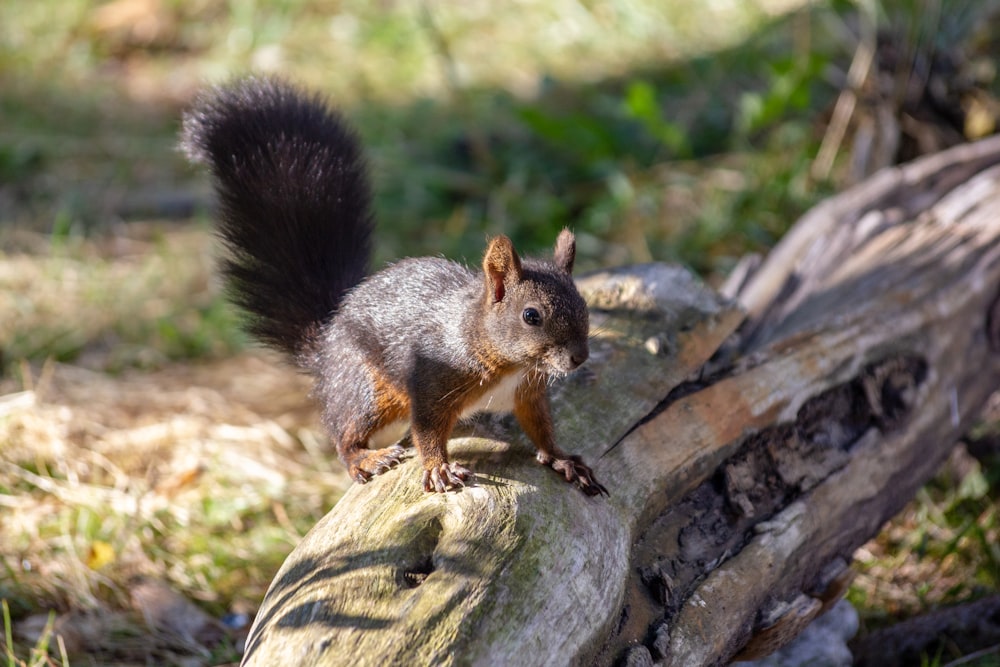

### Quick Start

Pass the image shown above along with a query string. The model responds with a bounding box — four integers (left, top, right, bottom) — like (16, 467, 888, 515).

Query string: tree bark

(240, 135, 1000, 667)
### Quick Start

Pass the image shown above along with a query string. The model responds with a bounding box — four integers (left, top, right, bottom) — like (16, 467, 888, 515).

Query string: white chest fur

(461, 369, 526, 418)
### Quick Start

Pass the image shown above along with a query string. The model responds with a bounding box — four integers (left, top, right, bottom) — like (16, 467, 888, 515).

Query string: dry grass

(0, 227, 351, 664)
(1, 349, 345, 591)
(0, 352, 351, 663)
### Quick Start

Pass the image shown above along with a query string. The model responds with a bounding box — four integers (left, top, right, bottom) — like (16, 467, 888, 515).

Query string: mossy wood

(241, 136, 1000, 666)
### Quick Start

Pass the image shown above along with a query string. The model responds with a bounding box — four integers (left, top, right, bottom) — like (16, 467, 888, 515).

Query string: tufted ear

(483, 235, 523, 303)
(553, 228, 576, 274)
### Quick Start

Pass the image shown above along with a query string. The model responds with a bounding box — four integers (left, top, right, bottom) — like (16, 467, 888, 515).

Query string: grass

(3, 601, 68, 667)
(0, 348, 344, 664)
(1, 0, 999, 664)
(0, 227, 245, 372)
(0, 0, 840, 272)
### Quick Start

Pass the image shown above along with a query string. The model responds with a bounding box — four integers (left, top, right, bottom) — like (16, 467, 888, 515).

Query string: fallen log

(240, 135, 1000, 667)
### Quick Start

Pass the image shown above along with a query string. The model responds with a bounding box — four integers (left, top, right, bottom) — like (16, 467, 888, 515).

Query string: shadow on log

(241, 135, 1000, 667)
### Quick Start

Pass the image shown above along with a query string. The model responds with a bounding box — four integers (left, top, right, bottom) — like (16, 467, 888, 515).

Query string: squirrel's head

(481, 230, 590, 376)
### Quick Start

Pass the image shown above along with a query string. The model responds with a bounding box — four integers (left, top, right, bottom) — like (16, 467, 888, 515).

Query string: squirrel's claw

(423, 462, 473, 493)
(538, 452, 609, 497)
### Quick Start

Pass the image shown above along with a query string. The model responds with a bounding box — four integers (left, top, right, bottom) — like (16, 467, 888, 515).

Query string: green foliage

(148, 299, 247, 367)
(0, 145, 43, 185)
(736, 52, 828, 139)
(624, 80, 692, 159)
(338, 1, 850, 278)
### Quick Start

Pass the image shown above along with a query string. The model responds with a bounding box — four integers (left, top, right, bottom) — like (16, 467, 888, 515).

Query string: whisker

(437, 374, 482, 405)
(588, 324, 612, 338)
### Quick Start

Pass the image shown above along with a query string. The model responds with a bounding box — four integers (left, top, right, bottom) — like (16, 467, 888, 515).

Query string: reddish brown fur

(513, 370, 558, 457)
(370, 368, 410, 426)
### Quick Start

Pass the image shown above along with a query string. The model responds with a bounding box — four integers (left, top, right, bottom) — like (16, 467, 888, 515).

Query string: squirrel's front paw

(537, 452, 609, 497)
(422, 462, 473, 493)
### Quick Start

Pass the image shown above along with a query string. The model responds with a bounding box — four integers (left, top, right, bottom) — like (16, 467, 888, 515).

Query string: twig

(811, 0, 878, 181)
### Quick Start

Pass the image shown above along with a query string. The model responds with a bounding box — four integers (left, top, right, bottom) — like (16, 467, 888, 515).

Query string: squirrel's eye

(522, 307, 542, 326)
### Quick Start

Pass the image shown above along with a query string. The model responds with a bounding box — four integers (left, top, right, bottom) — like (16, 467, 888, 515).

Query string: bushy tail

(181, 77, 372, 364)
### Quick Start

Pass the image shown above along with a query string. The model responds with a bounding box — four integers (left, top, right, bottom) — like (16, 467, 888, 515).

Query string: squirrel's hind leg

(322, 365, 413, 484)
(341, 441, 408, 484)
(336, 419, 411, 484)
(337, 421, 407, 484)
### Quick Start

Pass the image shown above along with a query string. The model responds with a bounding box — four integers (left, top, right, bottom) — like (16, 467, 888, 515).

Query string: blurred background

(2, 0, 1000, 664)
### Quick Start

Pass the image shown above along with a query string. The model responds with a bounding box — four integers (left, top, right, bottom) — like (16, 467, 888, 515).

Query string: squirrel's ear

(553, 228, 576, 274)
(483, 235, 523, 303)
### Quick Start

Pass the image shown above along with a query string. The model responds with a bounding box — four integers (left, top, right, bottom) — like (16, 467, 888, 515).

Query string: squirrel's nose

(569, 346, 589, 369)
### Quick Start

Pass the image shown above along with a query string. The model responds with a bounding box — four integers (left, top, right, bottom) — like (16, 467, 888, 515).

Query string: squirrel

(181, 77, 607, 496)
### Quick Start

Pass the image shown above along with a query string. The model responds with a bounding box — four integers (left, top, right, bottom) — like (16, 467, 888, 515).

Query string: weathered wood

(241, 135, 1000, 667)
(613, 136, 1000, 665)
